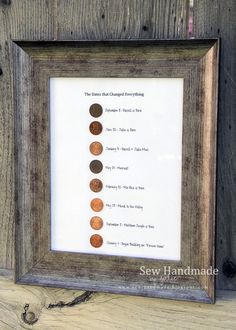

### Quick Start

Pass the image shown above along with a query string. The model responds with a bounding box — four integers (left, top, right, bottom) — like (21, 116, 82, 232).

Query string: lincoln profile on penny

(90, 216, 103, 230)
(90, 178, 103, 192)
(89, 103, 103, 118)
(90, 234, 103, 248)
(89, 121, 103, 135)
(89, 141, 103, 155)
(90, 198, 104, 212)
(89, 159, 103, 174)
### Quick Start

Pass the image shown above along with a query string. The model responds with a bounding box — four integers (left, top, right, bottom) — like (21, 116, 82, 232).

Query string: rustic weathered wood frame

(13, 40, 218, 303)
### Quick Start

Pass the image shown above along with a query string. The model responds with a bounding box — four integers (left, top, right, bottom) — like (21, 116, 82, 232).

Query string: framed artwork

(13, 39, 218, 303)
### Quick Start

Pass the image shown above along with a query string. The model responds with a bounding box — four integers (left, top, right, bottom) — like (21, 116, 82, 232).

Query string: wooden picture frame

(13, 40, 219, 303)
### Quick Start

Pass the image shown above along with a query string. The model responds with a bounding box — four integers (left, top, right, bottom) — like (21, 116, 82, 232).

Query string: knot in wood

(25, 311, 36, 323)
(21, 304, 38, 325)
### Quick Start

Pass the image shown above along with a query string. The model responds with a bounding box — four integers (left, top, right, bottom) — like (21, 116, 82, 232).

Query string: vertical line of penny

(89, 104, 104, 248)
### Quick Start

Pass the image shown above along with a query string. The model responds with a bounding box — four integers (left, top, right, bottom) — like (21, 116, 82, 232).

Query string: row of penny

(89, 103, 104, 249)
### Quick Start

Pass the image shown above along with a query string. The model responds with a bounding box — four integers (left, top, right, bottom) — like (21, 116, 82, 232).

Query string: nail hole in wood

(1, 0, 11, 5)
(223, 259, 236, 278)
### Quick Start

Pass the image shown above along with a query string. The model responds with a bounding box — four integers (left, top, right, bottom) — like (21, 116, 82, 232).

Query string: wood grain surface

(13, 40, 217, 302)
(0, 0, 236, 328)
(56, 0, 188, 40)
(0, 0, 189, 272)
(193, 0, 236, 290)
(0, 274, 236, 330)
(0, 0, 55, 270)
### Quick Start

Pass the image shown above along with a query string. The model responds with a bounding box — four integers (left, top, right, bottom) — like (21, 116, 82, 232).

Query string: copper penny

(89, 103, 103, 118)
(90, 198, 104, 212)
(90, 216, 103, 230)
(89, 121, 103, 135)
(90, 234, 103, 248)
(90, 178, 103, 192)
(89, 141, 103, 156)
(89, 160, 103, 174)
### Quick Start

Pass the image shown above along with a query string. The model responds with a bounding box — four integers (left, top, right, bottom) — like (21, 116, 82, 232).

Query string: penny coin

(89, 121, 103, 135)
(89, 141, 103, 156)
(90, 216, 103, 230)
(89, 160, 103, 174)
(90, 178, 103, 192)
(90, 198, 104, 212)
(90, 234, 103, 248)
(89, 103, 103, 118)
